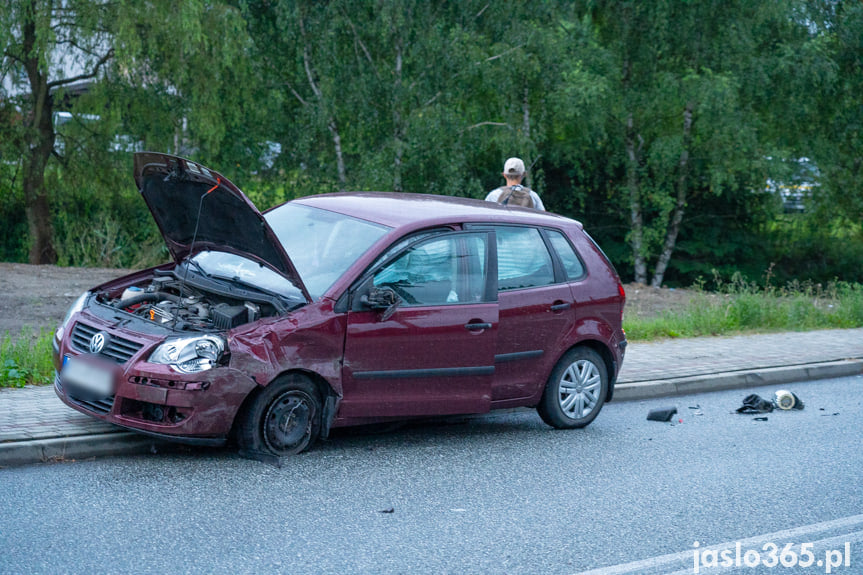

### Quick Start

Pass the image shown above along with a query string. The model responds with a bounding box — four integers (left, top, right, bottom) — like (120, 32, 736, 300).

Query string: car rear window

(546, 229, 586, 280)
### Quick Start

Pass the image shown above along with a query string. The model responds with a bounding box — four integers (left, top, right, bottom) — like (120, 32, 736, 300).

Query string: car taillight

(618, 282, 626, 324)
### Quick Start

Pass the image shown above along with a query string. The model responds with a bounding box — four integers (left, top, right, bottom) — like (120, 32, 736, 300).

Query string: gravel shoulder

(0, 263, 693, 335)
(623, 282, 695, 319)
(0, 263, 132, 336)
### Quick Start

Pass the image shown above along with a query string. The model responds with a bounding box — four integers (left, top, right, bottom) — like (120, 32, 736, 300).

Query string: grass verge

(0, 328, 55, 387)
(625, 279, 863, 340)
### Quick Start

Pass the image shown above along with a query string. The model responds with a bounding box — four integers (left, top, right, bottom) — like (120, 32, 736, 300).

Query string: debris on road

(773, 389, 804, 410)
(736, 394, 774, 414)
(647, 407, 678, 422)
(753, 417, 769, 421)
(736, 390, 806, 414)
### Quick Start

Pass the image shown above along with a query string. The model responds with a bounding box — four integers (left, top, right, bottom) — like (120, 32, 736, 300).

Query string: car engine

(105, 275, 274, 332)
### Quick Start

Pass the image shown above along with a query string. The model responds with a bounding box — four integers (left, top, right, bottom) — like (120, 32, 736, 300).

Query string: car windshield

(189, 251, 305, 300)
(266, 203, 391, 299)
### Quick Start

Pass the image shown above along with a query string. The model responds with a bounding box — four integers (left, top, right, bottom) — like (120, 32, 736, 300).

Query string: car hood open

(133, 152, 310, 302)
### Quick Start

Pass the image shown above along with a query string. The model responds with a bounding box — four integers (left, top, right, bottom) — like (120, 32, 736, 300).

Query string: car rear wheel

(237, 374, 322, 456)
(538, 347, 608, 429)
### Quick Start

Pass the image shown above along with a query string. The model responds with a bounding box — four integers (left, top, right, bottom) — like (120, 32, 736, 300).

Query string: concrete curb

(614, 359, 863, 401)
(0, 432, 169, 468)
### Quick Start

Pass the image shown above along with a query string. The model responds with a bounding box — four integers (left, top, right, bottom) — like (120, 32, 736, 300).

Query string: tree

(1, 0, 114, 263)
(786, 1, 863, 225)
(240, 0, 535, 196)
(573, 0, 807, 286)
(1, 0, 259, 264)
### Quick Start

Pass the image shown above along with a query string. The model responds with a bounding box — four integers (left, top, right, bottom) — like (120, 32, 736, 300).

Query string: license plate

(62, 356, 115, 398)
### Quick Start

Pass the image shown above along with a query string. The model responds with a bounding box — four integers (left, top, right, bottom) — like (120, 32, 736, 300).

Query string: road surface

(1, 376, 861, 574)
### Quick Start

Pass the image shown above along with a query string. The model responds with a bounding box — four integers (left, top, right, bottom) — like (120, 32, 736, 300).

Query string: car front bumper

(53, 319, 258, 444)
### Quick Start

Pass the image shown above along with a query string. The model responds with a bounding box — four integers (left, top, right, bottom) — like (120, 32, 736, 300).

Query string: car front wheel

(237, 374, 322, 456)
(538, 347, 608, 429)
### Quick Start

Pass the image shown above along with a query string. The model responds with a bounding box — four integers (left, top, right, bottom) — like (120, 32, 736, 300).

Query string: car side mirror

(360, 286, 402, 321)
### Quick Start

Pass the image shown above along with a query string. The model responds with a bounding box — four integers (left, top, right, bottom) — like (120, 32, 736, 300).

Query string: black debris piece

(379, 507, 395, 514)
(736, 394, 774, 414)
(647, 407, 678, 422)
(820, 412, 840, 417)
(753, 417, 769, 421)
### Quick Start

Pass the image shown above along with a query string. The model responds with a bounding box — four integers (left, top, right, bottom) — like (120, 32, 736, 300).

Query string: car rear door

(474, 225, 577, 403)
(339, 231, 497, 418)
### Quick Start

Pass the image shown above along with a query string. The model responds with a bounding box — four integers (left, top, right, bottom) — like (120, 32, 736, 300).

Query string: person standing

(484, 157, 545, 210)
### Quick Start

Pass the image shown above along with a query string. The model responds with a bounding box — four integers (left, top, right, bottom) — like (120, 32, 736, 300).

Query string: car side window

(496, 227, 554, 290)
(373, 228, 450, 266)
(546, 230, 586, 280)
(373, 235, 489, 305)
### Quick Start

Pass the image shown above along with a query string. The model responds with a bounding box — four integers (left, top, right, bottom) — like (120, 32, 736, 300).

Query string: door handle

(465, 322, 492, 331)
(550, 302, 572, 312)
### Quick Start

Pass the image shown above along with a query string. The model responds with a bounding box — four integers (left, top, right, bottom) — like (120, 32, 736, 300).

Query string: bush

(0, 328, 55, 387)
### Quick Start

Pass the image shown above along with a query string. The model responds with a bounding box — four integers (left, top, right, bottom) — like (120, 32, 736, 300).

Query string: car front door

(339, 231, 498, 418)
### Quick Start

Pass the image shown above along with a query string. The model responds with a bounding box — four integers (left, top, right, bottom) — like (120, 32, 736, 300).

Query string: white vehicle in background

(765, 157, 820, 213)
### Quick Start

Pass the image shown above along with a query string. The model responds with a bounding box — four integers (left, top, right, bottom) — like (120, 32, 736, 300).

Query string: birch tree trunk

(625, 112, 648, 284)
(392, 39, 404, 193)
(651, 101, 694, 287)
(300, 18, 347, 192)
(327, 120, 346, 191)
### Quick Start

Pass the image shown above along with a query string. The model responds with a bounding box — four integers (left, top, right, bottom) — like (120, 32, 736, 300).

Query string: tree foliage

(1, 0, 860, 284)
(1, 0, 256, 264)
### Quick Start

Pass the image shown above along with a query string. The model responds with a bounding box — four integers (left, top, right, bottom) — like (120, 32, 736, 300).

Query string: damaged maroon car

(53, 152, 626, 456)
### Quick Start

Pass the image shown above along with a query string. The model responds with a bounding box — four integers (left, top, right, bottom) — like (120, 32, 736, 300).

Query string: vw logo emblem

(89, 332, 109, 354)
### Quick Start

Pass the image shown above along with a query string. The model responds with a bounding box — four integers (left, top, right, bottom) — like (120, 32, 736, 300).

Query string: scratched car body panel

(53, 152, 626, 456)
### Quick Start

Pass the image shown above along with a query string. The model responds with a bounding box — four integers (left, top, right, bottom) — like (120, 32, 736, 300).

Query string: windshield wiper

(182, 258, 210, 278)
(209, 274, 299, 305)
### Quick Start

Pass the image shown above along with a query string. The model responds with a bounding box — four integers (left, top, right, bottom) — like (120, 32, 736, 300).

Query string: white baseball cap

(503, 157, 525, 176)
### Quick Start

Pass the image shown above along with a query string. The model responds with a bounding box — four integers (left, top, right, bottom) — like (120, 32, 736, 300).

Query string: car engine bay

(101, 272, 283, 332)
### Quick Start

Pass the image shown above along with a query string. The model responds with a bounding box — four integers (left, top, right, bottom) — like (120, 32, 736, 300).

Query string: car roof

(290, 192, 582, 229)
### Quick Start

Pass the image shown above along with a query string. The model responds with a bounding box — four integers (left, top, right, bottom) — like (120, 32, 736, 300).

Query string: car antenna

(174, 176, 221, 330)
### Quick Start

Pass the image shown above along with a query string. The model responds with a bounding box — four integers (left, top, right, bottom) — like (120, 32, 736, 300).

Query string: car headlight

(148, 335, 226, 374)
(56, 291, 89, 342)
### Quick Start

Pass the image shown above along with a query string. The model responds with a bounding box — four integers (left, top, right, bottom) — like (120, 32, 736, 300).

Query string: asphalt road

(1, 376, 862, 575)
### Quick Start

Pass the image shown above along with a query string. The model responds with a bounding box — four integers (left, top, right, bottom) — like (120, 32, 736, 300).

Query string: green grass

(625, 278, 863, 341)
(0, 328, 55, 387)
